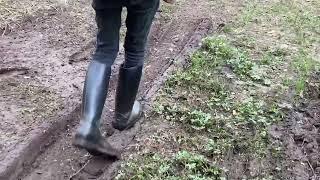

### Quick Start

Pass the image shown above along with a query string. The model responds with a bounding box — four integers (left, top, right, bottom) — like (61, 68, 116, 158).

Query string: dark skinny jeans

(92, 0, 159, 68)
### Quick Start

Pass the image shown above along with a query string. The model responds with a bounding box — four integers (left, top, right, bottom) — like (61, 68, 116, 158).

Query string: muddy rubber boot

(73, 61, 120, 159)
(112, 64, 143, 131)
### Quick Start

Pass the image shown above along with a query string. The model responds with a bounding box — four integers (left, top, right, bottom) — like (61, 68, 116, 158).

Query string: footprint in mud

(69, 123, 141, 180)
(68, 39, 95, 65)
(69, 156, 117, 180)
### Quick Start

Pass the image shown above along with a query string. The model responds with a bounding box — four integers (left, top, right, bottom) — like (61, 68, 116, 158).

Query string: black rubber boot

(73, 61, 120, 159)
(112, 64, 143, 131)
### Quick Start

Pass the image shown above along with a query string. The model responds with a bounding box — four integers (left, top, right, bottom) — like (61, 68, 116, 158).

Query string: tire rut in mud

(272, 101, 320, 180)
(270, 76, 320, 179)
(20, 18, 212, 180)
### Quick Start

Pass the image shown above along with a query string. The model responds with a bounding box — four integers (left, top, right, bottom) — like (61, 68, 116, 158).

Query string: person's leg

(73, 5, 122, 158)
(112, 0, 160, 131)
(124, 0, 160, 68)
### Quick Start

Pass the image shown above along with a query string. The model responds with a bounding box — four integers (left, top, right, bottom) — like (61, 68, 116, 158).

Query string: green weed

(205, 138, 232, 157)
(116, 151, 224, 180)
(292, 49, 318, 96)
(202, 36, 235, 60)
(260, 48, 286, 65)
(116, 154, 174, 180)
(175, 151, 223, 179)
(188, 110, 212, 130)
(227, 51, 254, 78)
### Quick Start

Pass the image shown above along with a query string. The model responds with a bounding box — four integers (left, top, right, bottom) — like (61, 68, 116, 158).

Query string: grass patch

(233, 0, 320, 98)
(292, 49, 319, 96)
(116, 151, 224, 180)
(0, 0, 63, 28)
(117, 0, 319, 179)
(118, 36, 284, 179)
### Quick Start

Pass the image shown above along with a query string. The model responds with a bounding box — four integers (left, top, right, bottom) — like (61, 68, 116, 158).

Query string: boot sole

(73, 138, 120, 159)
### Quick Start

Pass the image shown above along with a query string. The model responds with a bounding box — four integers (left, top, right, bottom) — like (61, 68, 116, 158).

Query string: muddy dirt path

(0, 1, 96, 179)
(16, 0, 243, 179)
(270, 77, 320, 179)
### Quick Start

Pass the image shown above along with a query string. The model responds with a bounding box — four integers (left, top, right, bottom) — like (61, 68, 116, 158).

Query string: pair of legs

(73, 0, 159, 159)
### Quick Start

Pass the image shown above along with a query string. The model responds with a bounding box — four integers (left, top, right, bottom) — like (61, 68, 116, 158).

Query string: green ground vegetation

(117, 0, 320, 179)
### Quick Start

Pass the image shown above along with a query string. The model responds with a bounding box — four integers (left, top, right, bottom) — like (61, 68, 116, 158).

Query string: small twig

(306, 159, 316, 178)
(69, 159, 91, 180)
(301, 143, 316, 178)
(1, 24, 7, 37)
(3, 7, 14, 14)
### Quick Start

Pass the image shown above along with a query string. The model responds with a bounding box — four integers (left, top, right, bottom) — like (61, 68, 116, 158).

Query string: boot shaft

(115, 64, 143, 117)
(79, 61, 112, 137)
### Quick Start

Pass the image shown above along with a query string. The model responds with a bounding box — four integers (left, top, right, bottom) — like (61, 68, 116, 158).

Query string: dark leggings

(92, 0, 159, 68)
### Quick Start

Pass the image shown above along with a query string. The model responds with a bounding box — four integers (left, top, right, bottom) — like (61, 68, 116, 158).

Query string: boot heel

(113, 101, 143, 131)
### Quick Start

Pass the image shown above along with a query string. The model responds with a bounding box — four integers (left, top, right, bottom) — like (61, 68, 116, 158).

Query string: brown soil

(0, 1, 235, 179)
(2, 0, 318, 179)
(269, 75, 320, 180)
(0, 0, 95, 173)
